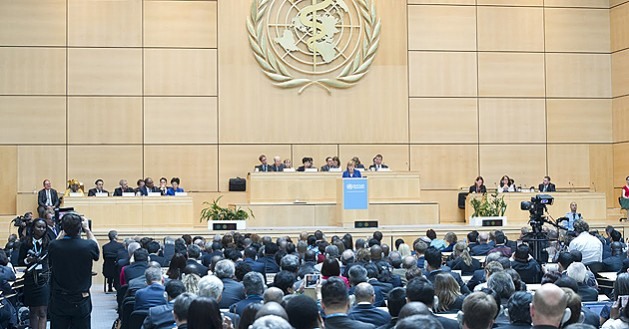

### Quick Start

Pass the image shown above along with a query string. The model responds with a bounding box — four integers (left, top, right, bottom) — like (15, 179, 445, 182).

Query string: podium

(336, 178, 369, 228)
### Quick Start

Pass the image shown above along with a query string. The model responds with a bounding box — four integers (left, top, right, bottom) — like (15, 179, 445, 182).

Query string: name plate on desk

(95, 193, 108, 197)
(305, 168, 318, 172)
(283, 168, 295, 172)
(175, 192, 188, 197)
(69, 192, 83, 197)
(122, 192, 135, 197)
(147, 192, 162, 197)
(329, 167, 342, 172)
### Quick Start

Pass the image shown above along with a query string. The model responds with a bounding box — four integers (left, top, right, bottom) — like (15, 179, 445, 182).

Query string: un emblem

(247, 0, 380, 94)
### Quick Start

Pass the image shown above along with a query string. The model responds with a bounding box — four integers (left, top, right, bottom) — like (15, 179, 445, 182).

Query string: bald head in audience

(263, 287, 284, 304)
(531, 283, 568, 328)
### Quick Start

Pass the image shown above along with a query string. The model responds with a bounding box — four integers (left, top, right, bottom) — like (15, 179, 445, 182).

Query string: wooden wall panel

(0, 0, 66, 46)
(408, 0, 475, 4)
(338, 145, 410, 172)
(410, 145, 478, 189)
(611, 0, 629, 7)
(67, 146, 143, 194)
(68, 48, 143, 96)
(68, 0, 142, 47)
(407, 5, 476, 51)
(144, 1, 217, 48)
(613, 96, 629, 143)
(589, 144, 615, 208)
(0, 97, 66, 144)
(144, 145, 218, 192)
(421, 191, 464, 223)
(547, 144, 590, 188)
(545, 8, 610, 53)
(478, 99, 546, 143)
(479, 145, 547, 190)
(477, 6, 544, 51)
(545, 0, 611, 8)
(614, 142, 629, 187)
(611, 2, 629, 52)
(409, 98, 478, 144)
(144, 49, 217, 96)
(409, 52, 477, 97)
(547, 99, 612, 143)
(546, 54, 612, 98)
(612, 50, 629, 97)
(292, 145, 339, 170)
(0, 48, 66, 95)
(478, 53, 545, 97)
(218, 145, 292, 191)
(0, 147, 17, 215)
(17, 146, 66, 193)
(68, 97, 143, 145)
(218, 0, 408, 144)
(477, 0, 542, 5)
(144, 97, 218, 144)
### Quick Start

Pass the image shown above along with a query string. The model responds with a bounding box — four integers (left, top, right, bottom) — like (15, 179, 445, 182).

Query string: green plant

(200, 196, 254, 222)
(470, 193, 507, 217)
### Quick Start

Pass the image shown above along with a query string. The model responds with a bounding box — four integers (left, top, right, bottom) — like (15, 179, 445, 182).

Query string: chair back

(128, 310, 149, 329)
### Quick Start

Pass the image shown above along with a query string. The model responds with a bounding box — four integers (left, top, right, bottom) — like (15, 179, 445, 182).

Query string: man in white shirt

(569, 220, 602, 265)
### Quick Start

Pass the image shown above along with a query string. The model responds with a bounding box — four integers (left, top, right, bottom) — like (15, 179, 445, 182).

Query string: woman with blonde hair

(447, 241, 481, 275)
(434, 273, 464, 313)
(397, 243, 411, 257)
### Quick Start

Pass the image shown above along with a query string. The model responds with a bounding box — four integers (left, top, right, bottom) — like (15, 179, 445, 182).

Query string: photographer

(18, 218, 51, 329)
(48, 213, 99, 329)
(15, 212, 34, 239)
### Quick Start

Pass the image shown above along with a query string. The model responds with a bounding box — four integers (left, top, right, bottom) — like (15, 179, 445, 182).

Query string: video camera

(521, 194, 554, 233)
(11, 212, 33, 228)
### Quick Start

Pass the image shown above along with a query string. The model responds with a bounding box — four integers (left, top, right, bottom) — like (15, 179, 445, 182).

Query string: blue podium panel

(343, 178, 368, 210)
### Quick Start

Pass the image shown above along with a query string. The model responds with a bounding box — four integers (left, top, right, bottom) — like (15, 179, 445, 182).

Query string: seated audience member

(257, 243, 280, 274)
(166, 177, 184, 196)
(255, 154, 271, 172)
(469, 176, 487, 194)
(37, 179, 60, 218)
(461, 292, 499, 329)
(487, 272, 515, 306)
(530, 284, 568, 329)
(238, 303, 263, 329)
(197, 275, 240, 328)
(566, 262, 598, 302)
(187, 297, 224, 329)
(215, 259, 246, 308)
(348, 282, 391, 327)
(121, 248, 149, 285)
(255, 302, 289, 321)
(113, 179, 134, 196)
(442, 232, 457, 252)
(603, 242, 625, 272)
(142, 280, 186, 329)
(369, 154, 388, 171)
(505, 269, 527, 292)
(63, 179, 84, 197)
(251, 316, 292, 329)
(470, 232, 493, 256)
(426, 229, 446, 250)
(173, 292, 197, 329)
(569, 220, 603, 264)
(466, 252, 501, 291)
(186, 245, 209, 277)
(376, 287, 406, 329)
(348, 265, 385, 307)
(539, 176, 556, 193)
(488, 231, 512, 257)
(147, 241, 166, 267)
(352, 157, 365, 169)
(510, 244, 541, 284)
(321, 156, 336, 172)
(229, 272, 265, 316)
(405, 278, 459, 329)
(473, 261, 504, 292)
(498, 175, 515, 193)
(467, 230, 480, 248)
(504, 291, 533, 329)
(342, 160, 361, 178)
(285, 294, 322, 329)
(396, 315, 443, 329)
(434, 273, 464, 313)
(135, 267, 167, 311)
(87, 178, 109, 196)
(321, 258, 348, 287)
(270, 156, 284, 172)
(262, 287, 284, 304)
(448, 242, 481, 275)
(414, 240, 428, 268)
(296, 157, 314, 172)
(321, 277, 375, 329)
(563, 202, 582, 231)
(397, 302, 431, 321)
(561, 288, 584, 327)
(272, 271, 296, 296)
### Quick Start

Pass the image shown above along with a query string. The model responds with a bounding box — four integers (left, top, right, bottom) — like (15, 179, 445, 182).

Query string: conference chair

(619, 197, 628, 222)
(128, 310, 149, 329)
(120, 299, 136, 329)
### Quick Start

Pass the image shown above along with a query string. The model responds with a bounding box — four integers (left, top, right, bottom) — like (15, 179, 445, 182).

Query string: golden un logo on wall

(247, 0, 380, 94)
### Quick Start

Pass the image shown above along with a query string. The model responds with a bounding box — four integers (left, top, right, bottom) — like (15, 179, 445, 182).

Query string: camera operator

(48, 213, 99, 329)
(15, 211, 34, 239)
(18, 218, 51, 329)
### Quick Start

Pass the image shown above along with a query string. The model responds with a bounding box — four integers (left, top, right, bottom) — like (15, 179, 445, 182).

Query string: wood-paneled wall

(0, 0, 623, 225)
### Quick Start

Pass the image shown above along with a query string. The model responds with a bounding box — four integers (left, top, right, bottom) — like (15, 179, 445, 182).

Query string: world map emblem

(247, 0, 381, 94)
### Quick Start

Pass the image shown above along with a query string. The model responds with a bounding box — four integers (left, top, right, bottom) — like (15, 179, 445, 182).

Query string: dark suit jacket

(368, 164, 389, 171)
(448, 257, 481, 276)
(510, 259, 541, 284)
(496, 323, 531, 329)
(256, 256, 280, 274)
(469, 185, 487, 193)
(349, 284, 386, 307)
(103, 240, 125, 278)
(134, 283, 167, 311)
(603, 255, 625, 272)
(143, 301, 175, 329)
(219, 278, 246, 309)
(113, 187, 135, 196)
(432, 314, 459, 329)
(186, 259, 209, 277)
(88, 188, 109, 196)
(229, 295, 263, 316)
(243, 258, 266, 275)
(255, 164, 271, 172)
(46, 226, 58, 242)
(270, 164, 285, 172)
(149, 254, 167, 267)
(577, 283, 598, 302)
(538, 183, 556, 193)
(123, 261, 148, 284)
(37, 188, 60, 208)
(324, 314, 375, 329)
(470, 243, 493, 256)
(348, 304, 391, 328)
(466, 269, 486, 291)
(138, 186, 160, 196)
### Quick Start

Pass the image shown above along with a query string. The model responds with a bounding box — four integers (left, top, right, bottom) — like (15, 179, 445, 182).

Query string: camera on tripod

(521, 194, 554, 233)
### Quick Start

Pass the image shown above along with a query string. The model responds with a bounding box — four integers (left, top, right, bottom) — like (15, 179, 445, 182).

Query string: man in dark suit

(566, 262, 598, 302)
(229, 272, 265, 316)
(538, 176, 556, 193)
(603, 242, 625, 272)
(201, 242, 223, 267)
(405, 278, 459, 329)
(102, 230, 125, 292)
(256, 243, 280, 274)
(87, 178, 109, 196)
(255, 154, 271, 172)
(122, 248, 149, 285)
(143, 280, 185, 329)
(43, 209, 59, 241)
(147, 241, 167, 267)
(461, 292, 498, 329)
(215, 259, 245, 309)
(173, 292, 196, 329)
(37, 179, 60, 218)
(368, 154, 389, 171)
(348, 282, 391, 327)
(186, 245, 208, 277)
(138, 177, 161, 196)
(510, 244, 541, 284)
(113, 179, 135, 196)
(470, 232, 493, 256)
(270, 156, 285, 172)
(240, 246, 265, 276)
(424, 247, 470, 294)
(134, 267, 167, 311)
(322, 277, 375, 329)
(320, 156, 335, 172)
(502, 292, 533, 329)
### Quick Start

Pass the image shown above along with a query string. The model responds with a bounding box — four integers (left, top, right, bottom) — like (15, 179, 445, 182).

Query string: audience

(134, 266, 167, 311)
(321, 276, 375, 329)
(461, 292, 498, 329)
(347, 282, 391, 327)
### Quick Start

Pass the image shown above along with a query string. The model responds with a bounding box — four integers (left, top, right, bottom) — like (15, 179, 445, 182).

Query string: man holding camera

(48, 213, 100, 329)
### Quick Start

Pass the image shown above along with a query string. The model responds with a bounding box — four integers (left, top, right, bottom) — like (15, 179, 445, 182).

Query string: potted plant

(469, 193, 507, 226)
(200, 196, 254, 230)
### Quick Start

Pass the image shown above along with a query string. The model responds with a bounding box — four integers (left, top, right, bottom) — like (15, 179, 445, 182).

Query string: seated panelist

(63, 179, 84, 197)
(352, 157, 365, 169)
(166, 177, 184, 196)
(469, 176, 487, 194)
(497, 175, 515, 193)
(158, 177, 168, 196)
(135, 179, 145, 196)
(297, 157, 314, 172)
(113, 179, 135, 196)
(270, 156, 285, 172)
(138, 177, 160, 196)
(368, 154, 388, 171)
(342, 161, 361, 178)
(538, 176, 556, 193)
(320, 156, 336, 172)
(255, 154, 271, 172)
(87, 179, 109, 196)
(283, 159, 292, 169)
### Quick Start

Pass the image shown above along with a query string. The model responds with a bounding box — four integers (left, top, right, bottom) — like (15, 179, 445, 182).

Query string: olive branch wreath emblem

(247, 0, 381, 94)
